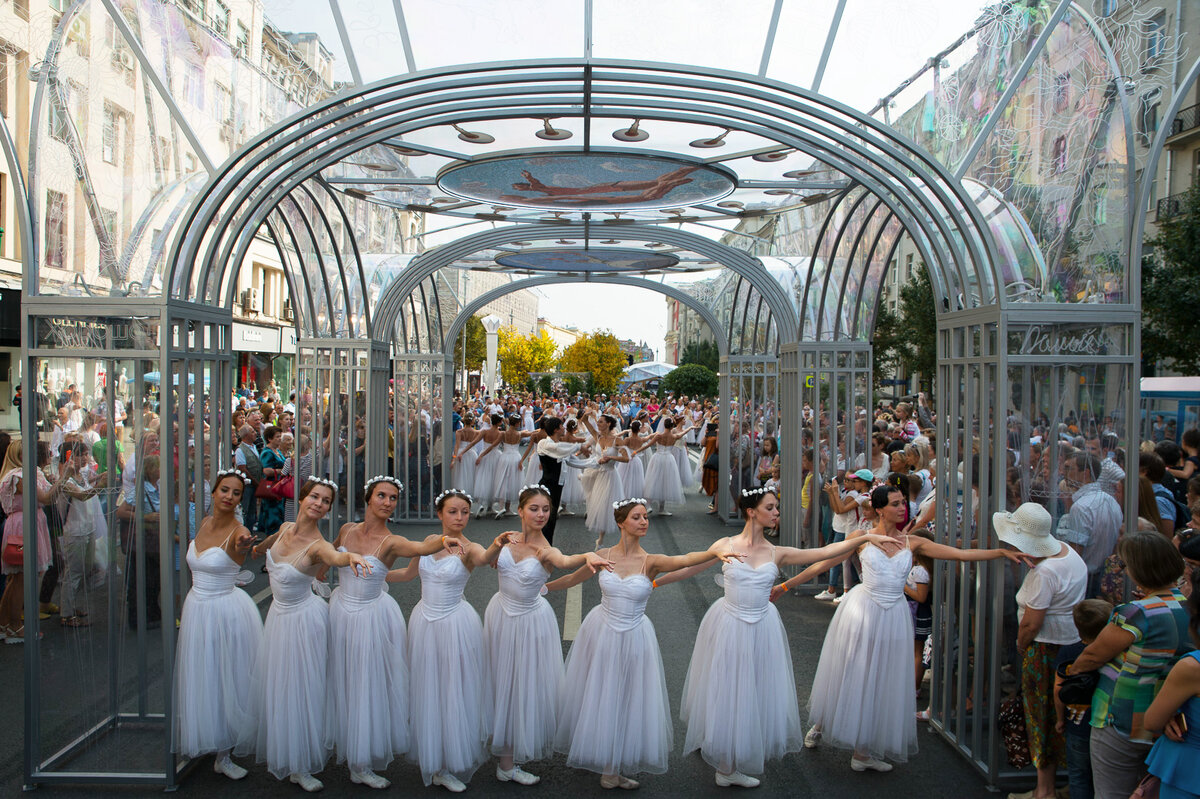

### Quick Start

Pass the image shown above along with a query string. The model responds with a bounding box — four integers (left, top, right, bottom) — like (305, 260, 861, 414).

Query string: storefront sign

(35, 316, 159, 350)
(232, 322, 282, 353)
(1016, 325, 1114, 357)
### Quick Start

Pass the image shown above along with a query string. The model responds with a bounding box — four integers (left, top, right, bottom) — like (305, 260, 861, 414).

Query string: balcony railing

(1169, 103, 1200, 138)
(1156, 191, 1189, 221)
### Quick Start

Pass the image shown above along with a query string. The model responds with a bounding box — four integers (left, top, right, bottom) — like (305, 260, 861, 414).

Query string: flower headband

(740, 486, 775, 497)
(520, 483, 550, 495)
(306, 475, 338, 493)
(364, 475, 404, 494)
(435, 488, 474, 506)
(613, 496, 648, 510)
(215, 468, 251, 485)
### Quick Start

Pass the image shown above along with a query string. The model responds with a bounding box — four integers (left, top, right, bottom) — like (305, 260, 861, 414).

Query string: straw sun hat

(992, 503, 1063, 559)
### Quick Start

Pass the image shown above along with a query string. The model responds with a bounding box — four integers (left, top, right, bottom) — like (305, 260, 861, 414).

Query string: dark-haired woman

(489, 416, 525, 519)
(671, 488, 888, 788)
(473, 414, 505, 518)
(175, 469, 261, 780)
(258, 425, 286, 537)
(1068, 531, 1191, 799)
(324, 477, 460, 790)
(485, 485, 612, 785)
(1144, 569, 1200, 799)
(618, 419, 649, 499)
(800, 485, 1031, 773)
(249, 478, 371, 792)
(450, 415, 480, 499)
(580, 413, 628, 549)
(553, 499, 743, 789)
(399, 489, 513, 792)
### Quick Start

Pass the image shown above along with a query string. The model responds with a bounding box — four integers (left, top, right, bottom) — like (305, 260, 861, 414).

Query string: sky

(260, 0, 988, 354)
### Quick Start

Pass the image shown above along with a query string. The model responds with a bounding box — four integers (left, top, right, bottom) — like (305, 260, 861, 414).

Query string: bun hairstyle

(509, 415, 521, 427)
(518, 484, 552, 508)
(566, 419, 578, 432)
(630, 420, 641, 435)
(662, 417, 675, 430)
(490, 413, 503, 426)
(601, 414, 618, 430)
(871, 483, 901, 509)
(737, 485, 777, 516)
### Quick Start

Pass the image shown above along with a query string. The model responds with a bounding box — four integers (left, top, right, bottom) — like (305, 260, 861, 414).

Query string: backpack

(1153, 483, 1189, 531)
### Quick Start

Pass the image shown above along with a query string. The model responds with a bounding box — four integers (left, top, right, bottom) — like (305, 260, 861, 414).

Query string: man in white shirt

(1063, 452, 1121, 590)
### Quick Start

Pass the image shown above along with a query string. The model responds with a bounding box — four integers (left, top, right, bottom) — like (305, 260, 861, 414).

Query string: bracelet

(781, 583, 790, 593)
(651, 579, 658, 588)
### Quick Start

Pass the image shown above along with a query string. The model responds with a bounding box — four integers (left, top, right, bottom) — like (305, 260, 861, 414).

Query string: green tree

(452, 314, 487, 371)
(661, 363, 718, 398)
(1143, 184, 1200, 374)
(558, 331, 626, 393)
(871, 304, 903, 395)
(497, 327, 559, 386)
(680, 339, 720, 372)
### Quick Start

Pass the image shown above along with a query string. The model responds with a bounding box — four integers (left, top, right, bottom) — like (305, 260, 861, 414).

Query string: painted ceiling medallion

(438, 151, 735, 212)
(494, 247, 681, 273)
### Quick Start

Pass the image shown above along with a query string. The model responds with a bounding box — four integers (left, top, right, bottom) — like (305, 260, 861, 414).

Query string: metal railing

(1170, 103, 1200, 137)
(1156, 191, 1189, 221)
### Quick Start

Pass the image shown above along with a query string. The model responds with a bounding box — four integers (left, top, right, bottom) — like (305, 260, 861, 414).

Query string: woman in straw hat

(996, 503, 1088, 799)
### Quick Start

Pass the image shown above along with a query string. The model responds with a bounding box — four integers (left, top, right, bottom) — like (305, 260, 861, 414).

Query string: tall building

(663, 278, 718, 364)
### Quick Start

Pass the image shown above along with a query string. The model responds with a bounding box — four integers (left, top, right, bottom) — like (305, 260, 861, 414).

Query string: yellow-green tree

(558, 331, 626, 393)
(497, 327, 558, 385)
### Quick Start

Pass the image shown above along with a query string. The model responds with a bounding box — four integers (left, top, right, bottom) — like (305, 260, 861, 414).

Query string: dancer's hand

(715, 548, 746, 564)
(1001, 549, 1037, 568)
(493, 531, 516, 548)
(583, 552, 614, 573)
(769, 583, 789, 602)
(347, 553, 373, 577)
(475, 456, 483, 465)
(234, 532, 257, 554)
(441, 535, 464, 555)
(861, 533, 893, 547)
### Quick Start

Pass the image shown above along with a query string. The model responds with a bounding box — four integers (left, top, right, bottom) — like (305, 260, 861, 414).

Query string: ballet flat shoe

(716, 771, 760, 788)
(850, 756, 893, 772)
(213, 755, 247, 780)
(289, 773, 324, 792)
(433, 772, 467, 792)
(497, 765, 540, 785)
(600, 775, 640, 789)
(803, 726, 821, 748)
(350, 769, 390, 789)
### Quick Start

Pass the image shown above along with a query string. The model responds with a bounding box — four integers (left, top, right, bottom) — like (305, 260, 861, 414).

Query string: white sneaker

(659, 510, 673, 516)
(350, 769, 391, 789)
(433, 772, 467, 792)
(213, 754, 247, 780)
(290, 773, 324, 792)
(814, 590, 836, 601)
(850, 756, 893, 772)
(831, 595, 843, 605)
(715, 771, 760, 788)
(494, 509, 506, 519)
(803, 726, 821, 749)
(497, 765, 540, 785)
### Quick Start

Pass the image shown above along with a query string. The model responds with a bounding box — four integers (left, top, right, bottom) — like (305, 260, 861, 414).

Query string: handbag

(255, 479, 276, 500)
(1129, 774, 1159, 799)
(997, 690, 1031, 769)
(2, 539, 23, 567)
(1056, 661, 1100, 705)
(270, 475, 294, 500)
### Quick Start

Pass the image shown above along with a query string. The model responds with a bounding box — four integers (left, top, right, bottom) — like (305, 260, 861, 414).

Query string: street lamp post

(482, 314, 502, 394)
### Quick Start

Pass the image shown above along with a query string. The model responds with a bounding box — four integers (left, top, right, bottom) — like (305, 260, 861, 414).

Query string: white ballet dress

(561, 457, 585, 506)
(522, 446, 543, 486)
(451, 437, 477, 495)
(582, 446, 627, 542)
(681, 559, 802, 775)
(643, 444, 685, 507)
(806, 544, 918, 762)
(175, 540, 263, 759)
(484, 548, 561, 763)
(672, 440, 695, 489)
(408, 554, 490, 786)
(473, 441, 502, 509)
(491, 441, 524, 506)
(618, 446, 645, 498)
(326, 548, 409, 773)
(254, 543, 330, 779)
(555, 569, 672, 776)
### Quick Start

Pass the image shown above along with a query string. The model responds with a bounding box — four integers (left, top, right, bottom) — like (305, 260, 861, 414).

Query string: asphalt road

(1, 485, 1017, 798)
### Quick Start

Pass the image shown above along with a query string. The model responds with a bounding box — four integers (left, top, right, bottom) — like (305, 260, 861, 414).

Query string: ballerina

(249, 478, 373, 792)
(637, 416, 689, 516)
(485, 484, 613, 785)
(450, 415, 480, 498)
(795, 484, 1034, 772)
(398, 489, 515, 792)
(617, 419, 648, 499)
(660, 486, 891, 788)
(174, 469, 262, 780)
(519, 423, 546, 488)
(473, 414, 505, 518)
(487, 416, 525, 518)
(580, 413, 629, 549)
(559, 418, 587, 516)
(553, 497, 745, 789)
(324, 476, 461, 790)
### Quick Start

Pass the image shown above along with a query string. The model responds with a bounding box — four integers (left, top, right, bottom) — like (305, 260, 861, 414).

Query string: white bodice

(265, 547, 321, 609)
(598, 570, 652, 632)
(719, 560, 779, 623)
(416, 554, 470, 621)
(335, 548, 388, 608)
(495, 547, 550, 616)
(186, 542, 240, 598)
(858, 545, 912, 609)
(598, 445, 621, 471)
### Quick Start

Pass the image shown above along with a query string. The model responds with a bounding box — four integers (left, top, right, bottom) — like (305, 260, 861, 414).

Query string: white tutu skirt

(554, 609, 672, 775)
(451, 448, 476, 495)
(492, 448, 523, 505)
(681, 600, 802, 775)
(326, 590, 410, 772)
(473, 451, 501, 507)
(408, 601, 491, 785)
(175, 587, 263, 758)
(806, 585, 918, 762)
(254, 592, 329, 778)
(562, 467, 584, 505)
(643, 452, 685, 506)
(484, 594, 562, 763)
(522, 454, 543, 486)
(672, 445, 695, 489)
(619, 455, 645, 498)
(582, 467, 625, 541)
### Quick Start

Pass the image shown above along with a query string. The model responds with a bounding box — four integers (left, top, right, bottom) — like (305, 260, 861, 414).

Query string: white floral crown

(520, 483, 550, 495)
(364, 475, 404, 494)
(306, 475, 338, 492)
(740, 486, 775, 497)
(435, 488, 474, 506)
(613, 496, 648, 510)
(214, 468, 251, 485)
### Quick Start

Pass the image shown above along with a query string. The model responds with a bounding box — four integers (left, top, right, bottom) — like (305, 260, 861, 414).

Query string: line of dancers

(175, 470, 1033, 792)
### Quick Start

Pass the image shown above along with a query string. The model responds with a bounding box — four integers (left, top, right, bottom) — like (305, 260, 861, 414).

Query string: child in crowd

(1053, 599, 1113, 799)
(905, 528, 935, 697)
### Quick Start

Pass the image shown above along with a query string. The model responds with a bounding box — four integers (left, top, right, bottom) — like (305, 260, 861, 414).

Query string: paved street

(0, 487, 1012, 798)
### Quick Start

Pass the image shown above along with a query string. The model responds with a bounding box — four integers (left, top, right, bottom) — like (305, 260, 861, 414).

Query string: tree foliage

(874, 263, 938, 393)
(1143, 184, 1200, 374)
(558, 331, 626, 394)
(661, 363, 718, 398)
(452, 314, 488, 371)
(497, 327, 558, 386)
(680, 339, 720, 373)
(871, 304, 903, 394)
